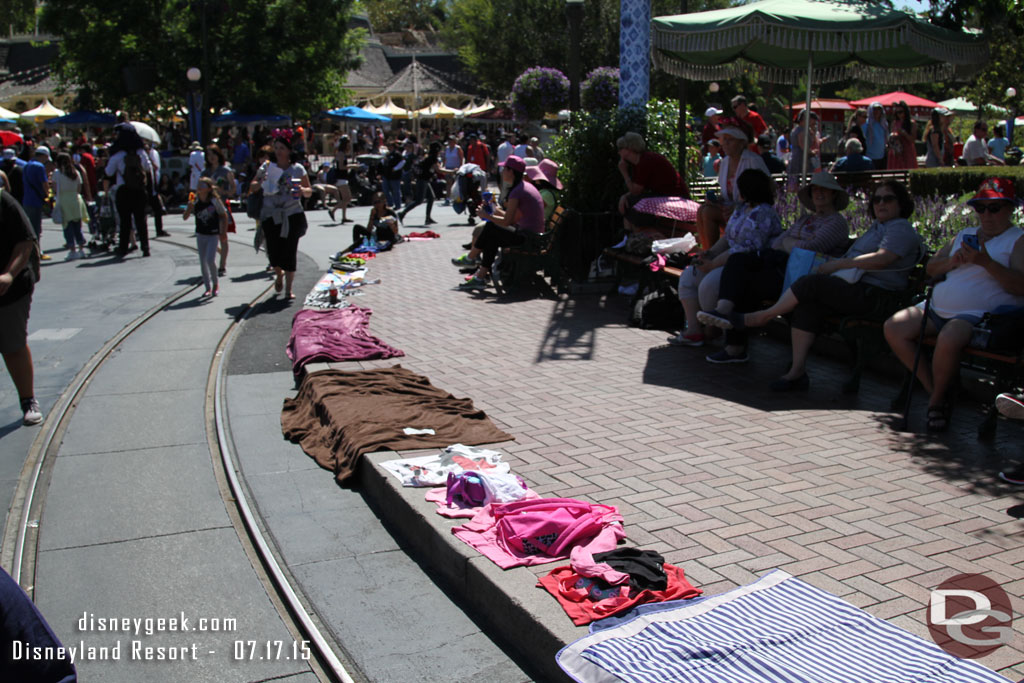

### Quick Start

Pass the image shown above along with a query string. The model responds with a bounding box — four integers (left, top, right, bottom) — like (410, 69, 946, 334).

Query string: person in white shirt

(963, 120, 1005, 166)
(104, 125, 155, 258)
(188, 141, 205, 191)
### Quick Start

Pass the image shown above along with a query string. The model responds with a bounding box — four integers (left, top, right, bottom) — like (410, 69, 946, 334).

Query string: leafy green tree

(41, 0, 364, 117)
(363, 0, 447, 31)
(1, 0, 37, 34)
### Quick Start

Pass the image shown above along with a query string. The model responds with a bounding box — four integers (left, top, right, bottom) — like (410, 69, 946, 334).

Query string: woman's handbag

(782, 247, 827, 292)
(245, 190, 263, 220)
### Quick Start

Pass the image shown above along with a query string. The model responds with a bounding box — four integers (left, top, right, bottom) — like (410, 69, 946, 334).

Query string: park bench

(492, 205, 570, 295)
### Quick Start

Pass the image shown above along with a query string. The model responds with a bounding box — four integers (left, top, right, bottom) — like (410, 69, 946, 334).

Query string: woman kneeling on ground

(704, 180, 923, 392)
(884, 177, 1024, 432)
(697, 171, 851, 363)
(456, 155, 545, 292)
(669, 168, 781, 347)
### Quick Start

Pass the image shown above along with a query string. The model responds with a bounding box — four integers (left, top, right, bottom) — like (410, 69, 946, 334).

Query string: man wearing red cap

(885, 177, 1024, 432)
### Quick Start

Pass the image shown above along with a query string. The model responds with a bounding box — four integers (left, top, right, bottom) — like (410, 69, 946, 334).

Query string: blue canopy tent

(211, 113, 292, 125)
(324, 106, 391, 123)
(43, 111, 117, 128)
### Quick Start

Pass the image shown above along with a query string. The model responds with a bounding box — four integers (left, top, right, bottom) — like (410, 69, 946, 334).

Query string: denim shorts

(917, 302, 982, 332)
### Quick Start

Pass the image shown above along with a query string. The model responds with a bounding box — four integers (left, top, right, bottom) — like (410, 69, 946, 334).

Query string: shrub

(547, 99, 699, 212)
(580, 67, 619, 111)
(510, 67, 569, 121)
(908, 167, 1024, 198)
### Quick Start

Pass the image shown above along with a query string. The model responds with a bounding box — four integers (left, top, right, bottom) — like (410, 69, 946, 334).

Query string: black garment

(115, 185, 149, 255)
(761, 151, 786, 174)
(0, 159, 24, 202)
(718, 249, 792, 348)
(475, 222, 525, 269)
(148, 190, 164, 233)
(352, 208, 398, 246)
(592, 548, 668, 592)
(382, 150, 404, 180)
(0, 566, 77, 683)
(261, 213, 304, 272)
(400, 178, 434, 222)
(789, 273, 881, 334)
(192, 198, 223, 235)
(0, 190, 37, 306)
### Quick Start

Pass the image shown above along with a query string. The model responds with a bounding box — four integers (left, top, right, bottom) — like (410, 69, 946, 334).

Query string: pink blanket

(287, 307, 404, 375)
(633, 196, 699, 223)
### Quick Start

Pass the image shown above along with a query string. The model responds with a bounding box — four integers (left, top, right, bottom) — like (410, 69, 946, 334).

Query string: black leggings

(718, 249, 790, 347)
(116, 186, 149, 254)
(789, 274, 880, 334)
(475, 222, 525, 269)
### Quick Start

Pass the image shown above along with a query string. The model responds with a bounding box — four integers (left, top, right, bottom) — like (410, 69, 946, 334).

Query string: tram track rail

(0, 235, 357, 683)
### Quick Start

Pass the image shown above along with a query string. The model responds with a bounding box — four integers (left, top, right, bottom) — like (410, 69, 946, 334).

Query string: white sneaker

(996, 393, 1024, 421)
(21, 398, 42, 426)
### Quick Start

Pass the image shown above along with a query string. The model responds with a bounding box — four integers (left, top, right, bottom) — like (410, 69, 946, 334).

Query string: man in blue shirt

(21, 146, 50, 260)
(831, 138, 876, 173)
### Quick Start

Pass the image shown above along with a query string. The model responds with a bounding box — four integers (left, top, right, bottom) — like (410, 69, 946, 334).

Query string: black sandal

(926, 403, 951, 433)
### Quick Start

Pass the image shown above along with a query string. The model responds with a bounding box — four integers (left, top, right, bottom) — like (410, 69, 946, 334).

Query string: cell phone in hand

(961, 233, 980, 251)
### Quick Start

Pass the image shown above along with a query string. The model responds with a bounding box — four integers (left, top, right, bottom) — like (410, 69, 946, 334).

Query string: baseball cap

(705, 107, 723, 118)
(967, 177, 1020, 206)
(2, 148, 15, 159)
(35, 145, 51, 159)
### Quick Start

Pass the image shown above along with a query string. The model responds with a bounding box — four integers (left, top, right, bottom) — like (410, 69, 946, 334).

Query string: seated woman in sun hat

(525, 158, 562, 222)
(884, 177, 1024, 432)
(694, 117, 770, 249)
(697, 171, 851, 364)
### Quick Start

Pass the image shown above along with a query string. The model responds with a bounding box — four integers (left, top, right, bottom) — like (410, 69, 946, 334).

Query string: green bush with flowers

(510, 67, 569, 121)
(547, 99, 699, 213)
(581, 67, 619, 111)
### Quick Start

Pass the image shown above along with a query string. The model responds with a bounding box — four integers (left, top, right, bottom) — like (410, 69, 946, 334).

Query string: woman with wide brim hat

(697, 171, 852, 364)
(525, 158, 562, 222)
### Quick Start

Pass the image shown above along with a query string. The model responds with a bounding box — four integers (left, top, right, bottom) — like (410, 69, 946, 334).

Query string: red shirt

(79, 153, 98, 196)
(744, 111, 769, 152)
(466, 140, 490, 169)
(632, 151, 685, 197)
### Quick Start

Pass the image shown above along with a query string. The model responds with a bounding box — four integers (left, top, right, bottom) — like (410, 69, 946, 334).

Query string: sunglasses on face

(872, 194, 898, 204)
(973, 202, 1006, 214)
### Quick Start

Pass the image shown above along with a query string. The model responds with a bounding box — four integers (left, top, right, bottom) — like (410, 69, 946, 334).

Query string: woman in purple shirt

(457, 155, 545, 291)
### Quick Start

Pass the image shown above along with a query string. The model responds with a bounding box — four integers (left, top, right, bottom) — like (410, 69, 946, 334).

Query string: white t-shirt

(188, 149, 205, 190)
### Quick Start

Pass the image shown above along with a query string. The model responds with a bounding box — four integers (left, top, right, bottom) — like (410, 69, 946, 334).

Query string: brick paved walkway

(339, 225, 1024, 679)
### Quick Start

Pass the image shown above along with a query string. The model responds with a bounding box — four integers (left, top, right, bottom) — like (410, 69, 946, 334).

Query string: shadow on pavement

(534, 294, 626, 362)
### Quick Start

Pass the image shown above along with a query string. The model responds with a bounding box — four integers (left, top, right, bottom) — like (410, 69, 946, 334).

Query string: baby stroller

(451, 163, 486, 225)
(87, 191, 118, 253)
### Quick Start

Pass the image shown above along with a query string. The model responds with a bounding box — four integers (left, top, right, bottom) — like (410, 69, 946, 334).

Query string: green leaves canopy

(41, 0, 364, 117)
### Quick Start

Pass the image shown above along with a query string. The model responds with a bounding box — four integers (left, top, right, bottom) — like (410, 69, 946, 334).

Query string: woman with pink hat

(525, 158, 562, 222)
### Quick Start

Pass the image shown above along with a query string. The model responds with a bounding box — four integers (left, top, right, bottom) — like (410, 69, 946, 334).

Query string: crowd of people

(699, 96, 1015, 187)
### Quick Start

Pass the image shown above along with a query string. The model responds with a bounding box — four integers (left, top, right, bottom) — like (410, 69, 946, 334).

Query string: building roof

(379, 59, 469, 99)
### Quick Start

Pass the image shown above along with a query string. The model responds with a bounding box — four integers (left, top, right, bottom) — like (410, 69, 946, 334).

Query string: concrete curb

(358, 450, 582, 683)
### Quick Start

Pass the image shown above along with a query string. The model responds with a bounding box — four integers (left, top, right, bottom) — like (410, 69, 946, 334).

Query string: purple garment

(508, 181, 546, 233)
(287, 307, 404, 375)
(724, 203, 782, 255)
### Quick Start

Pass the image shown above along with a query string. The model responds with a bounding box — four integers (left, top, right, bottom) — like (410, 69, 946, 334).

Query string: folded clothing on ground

(558, 569, 1009, 683)
(286, 307, 403, 375)
(380, 444, 508, 487)
(539, 560, 701, 626)
(281, 367, 514, 484)
(452, 497, 625, 569)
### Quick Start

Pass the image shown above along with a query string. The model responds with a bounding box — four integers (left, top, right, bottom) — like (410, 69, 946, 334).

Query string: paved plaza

(4, 199, 1023, 681)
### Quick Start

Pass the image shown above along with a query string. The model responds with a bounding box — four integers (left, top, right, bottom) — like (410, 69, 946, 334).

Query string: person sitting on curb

(696, 171, 850, 363)
(351, 192, 401, 250)
(883, 178, 1024, 432)
(455, 156, 545, 291)
(702, 181, 922, 392)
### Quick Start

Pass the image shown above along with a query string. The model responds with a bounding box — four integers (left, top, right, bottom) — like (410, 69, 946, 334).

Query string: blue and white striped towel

(558, 570, 1009, 683)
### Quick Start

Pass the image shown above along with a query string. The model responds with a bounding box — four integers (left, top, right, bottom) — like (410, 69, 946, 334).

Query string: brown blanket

(281, 366, 514, 483)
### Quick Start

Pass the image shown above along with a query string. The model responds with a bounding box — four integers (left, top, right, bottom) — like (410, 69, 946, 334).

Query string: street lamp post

(566, 0, 585, 111)
(186, 67, 203, 145)
(1007, 87, 1017, 153)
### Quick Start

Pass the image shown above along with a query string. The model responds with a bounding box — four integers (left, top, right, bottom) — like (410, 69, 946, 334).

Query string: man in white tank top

(442, 135, 463, 204)
(884, 177, 1024, 433)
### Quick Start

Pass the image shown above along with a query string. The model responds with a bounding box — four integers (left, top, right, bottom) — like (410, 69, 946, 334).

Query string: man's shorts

(0, 294, 31, 354)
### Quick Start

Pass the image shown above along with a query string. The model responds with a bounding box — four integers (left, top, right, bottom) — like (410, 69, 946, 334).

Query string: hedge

(908, 166, 1024, 198)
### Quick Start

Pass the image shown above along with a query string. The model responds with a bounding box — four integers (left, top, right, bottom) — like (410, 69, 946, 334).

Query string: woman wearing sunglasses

(884, 178, 1024, 432)
(703, 181, 922, 392)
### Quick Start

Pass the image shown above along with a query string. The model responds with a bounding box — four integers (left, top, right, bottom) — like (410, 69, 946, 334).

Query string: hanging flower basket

(581, 67, 620, 111)
(511, 67, 569, 121)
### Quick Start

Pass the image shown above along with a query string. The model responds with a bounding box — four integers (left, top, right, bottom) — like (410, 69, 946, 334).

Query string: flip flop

(926, 403, 951, 433)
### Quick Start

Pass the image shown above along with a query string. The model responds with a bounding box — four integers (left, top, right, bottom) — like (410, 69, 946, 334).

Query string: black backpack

(123, 152, 148, 192)
(630, 289, 685, 331)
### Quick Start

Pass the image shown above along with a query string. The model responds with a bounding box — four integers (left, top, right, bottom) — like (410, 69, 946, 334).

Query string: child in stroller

(87, 191, 118, 253)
